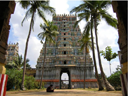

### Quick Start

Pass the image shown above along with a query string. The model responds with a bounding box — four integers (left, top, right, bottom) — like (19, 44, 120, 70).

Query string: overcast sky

(9, 0, 120, 79)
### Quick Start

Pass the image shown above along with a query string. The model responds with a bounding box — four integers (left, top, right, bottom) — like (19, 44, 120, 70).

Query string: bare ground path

(6, 89, 122, 96)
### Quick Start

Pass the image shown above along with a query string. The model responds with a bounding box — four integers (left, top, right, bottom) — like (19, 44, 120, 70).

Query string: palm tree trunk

(94, 16, 115, 91)
(21, 11, 35, 90)
(39, 41, 47, 89)
(90, 15, 104, 90)
(109, 61, 111, 75)
(84, 43, 87, 89)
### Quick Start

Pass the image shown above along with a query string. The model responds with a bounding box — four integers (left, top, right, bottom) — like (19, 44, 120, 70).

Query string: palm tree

(6, 54, 30, 70)
(19, 1, 55, 90)
(70, 1, 117, 91)
(13, 55, 24, 70)
(78, 33, 92, 89)
(89, 1, 117, 91)
(13, 54, 30, 70)
(100, 46, 118, 75)
(38, 21, 59, 89)
(70, 2, 104, 91)
(79, 20, 104, 90)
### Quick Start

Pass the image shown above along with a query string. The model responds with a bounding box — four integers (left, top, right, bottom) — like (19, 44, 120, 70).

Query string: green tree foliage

(100, 46, 118, 75)
(107, 67, 122, 90)
(6, 69, 23, 90)
(6, 69, 43, 90)
(24, 76, 45, 89)
(38, 21, 59, 89)
(5, 54, 31, 70)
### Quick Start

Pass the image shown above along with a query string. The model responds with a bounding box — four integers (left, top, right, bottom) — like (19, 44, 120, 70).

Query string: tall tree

(70, 1, 117, 91)
(100, 46, 118, 75)
(19, 1, 55, 90)
(78, 33, 92, 89)
(38, 21, 59, 89)
(89, 1, 117, 91)
(70, 2, 104, 91)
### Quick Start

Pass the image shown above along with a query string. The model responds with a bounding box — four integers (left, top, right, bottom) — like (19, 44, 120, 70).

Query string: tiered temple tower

(35, 14, 97, 88)
(5, 43, 19, 64)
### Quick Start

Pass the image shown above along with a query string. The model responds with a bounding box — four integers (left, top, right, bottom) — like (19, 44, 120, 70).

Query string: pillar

(0, 1, 15, 96)
(112, 1, 127, 96)
(0, 1, 15, 74)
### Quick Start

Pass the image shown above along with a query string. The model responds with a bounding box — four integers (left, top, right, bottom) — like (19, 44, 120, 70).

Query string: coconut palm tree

(13, 54, 30, 70)
(38, 21, 59, 89)
(88, 1, 117, 91)
(19, 1, 55, 90)
(78, 20, 104, 90)
(6, 54, 30, 70)
(70, 1, 104, 91)
(79, 33, 92, 89)
(70, 1, 117, 91)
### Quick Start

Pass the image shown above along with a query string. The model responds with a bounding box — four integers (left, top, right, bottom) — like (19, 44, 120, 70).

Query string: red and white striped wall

(0, 74, 8, 96)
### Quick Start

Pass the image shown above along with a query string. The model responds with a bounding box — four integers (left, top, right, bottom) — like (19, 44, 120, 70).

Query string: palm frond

(70, 3, 87, 13)
(37, 8, 47, 25)
(73, 17, 84, 29)
(78, 10, 90, 21)
(21, 8, 32, 26)
(40, 4, 56, 15)
(19, 1, 30, 9)
(100, 9, 117, 28)
(83, 21, 91, 36)
(98, 1, 111, 9)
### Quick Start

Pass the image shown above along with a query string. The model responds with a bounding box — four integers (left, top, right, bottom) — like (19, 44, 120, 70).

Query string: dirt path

(6, 89, 122, 96)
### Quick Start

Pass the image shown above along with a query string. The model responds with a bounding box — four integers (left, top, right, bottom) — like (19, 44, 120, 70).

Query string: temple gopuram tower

(5, 43, 19, 64)
(35, 14, 97, 88)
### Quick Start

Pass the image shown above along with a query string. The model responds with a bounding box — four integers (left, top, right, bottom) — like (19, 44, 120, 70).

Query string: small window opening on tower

(64, 38, 66, 40)
(64, 44, 66, 47)
(64, 29, 65, 31)
(64, 60, 66, 64)
(64, 51, 66, 54)
(64, 33, 66, 35)
(64, 25, 65, 27)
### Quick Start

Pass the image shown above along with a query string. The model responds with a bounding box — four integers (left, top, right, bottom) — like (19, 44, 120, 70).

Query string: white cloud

(10, 3, 44, 67)
(50, 0, 69, 14)
(9, 1, 70, 68)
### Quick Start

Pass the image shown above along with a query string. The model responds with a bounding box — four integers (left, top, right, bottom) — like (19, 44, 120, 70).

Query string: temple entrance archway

(60, 68, 71, 89)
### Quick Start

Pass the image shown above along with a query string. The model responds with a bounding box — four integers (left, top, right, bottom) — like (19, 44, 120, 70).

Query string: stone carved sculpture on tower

(35, 14, 97, 88)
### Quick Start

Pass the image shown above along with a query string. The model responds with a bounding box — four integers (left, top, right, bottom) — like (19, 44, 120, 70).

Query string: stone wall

(0, 1, 15, 74)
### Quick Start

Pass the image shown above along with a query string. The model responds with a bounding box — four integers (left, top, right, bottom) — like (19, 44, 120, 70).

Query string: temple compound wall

(35, 14, 98, 88)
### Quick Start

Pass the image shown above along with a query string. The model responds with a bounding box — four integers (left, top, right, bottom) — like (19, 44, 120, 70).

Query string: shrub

(107, 71, 122, 90)
(6, 69, 23, 90)
(6, 69, 45, 90)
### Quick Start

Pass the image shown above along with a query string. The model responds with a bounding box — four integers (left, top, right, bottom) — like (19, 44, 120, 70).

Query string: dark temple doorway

(60, 68, 71, 89)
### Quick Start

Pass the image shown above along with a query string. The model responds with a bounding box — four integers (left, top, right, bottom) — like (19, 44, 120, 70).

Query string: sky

(9, 0, 120, 79)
